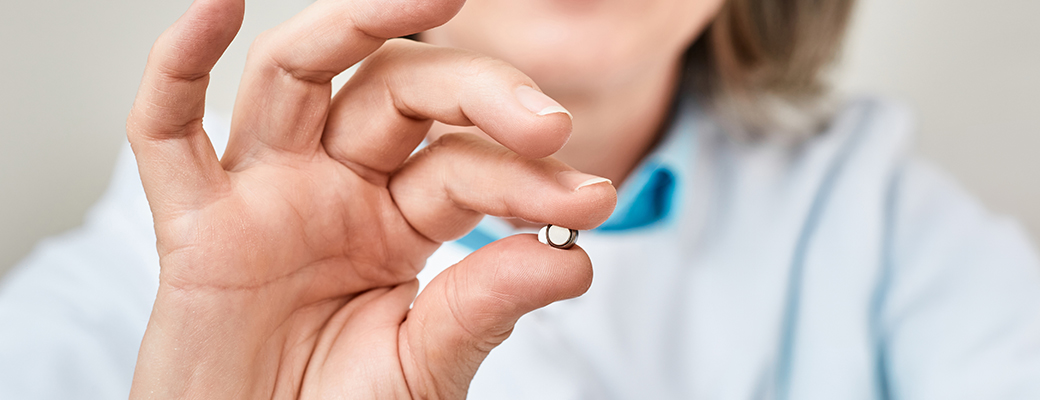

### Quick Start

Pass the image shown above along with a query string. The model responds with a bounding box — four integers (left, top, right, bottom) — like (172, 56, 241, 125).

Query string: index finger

(222, 0, 465, 161)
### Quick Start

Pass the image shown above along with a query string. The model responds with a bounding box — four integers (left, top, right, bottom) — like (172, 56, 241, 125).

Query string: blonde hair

(685, 0, 857, 139)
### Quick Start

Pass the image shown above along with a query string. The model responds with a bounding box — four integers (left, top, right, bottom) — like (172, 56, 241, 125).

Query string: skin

(424, 0, 725, 185)
(127, 0, 722, 398)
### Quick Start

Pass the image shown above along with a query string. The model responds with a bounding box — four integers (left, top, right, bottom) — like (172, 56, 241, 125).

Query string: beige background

(1, 0, 1038, 277)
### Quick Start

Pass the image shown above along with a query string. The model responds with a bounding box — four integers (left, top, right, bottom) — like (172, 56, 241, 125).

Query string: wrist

(130, 286, 269, 399)
(131, 281, 341, 399)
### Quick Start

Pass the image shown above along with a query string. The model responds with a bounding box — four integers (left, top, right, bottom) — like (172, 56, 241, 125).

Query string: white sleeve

(882, 161, 1040, 399)
(0, 145, 160, 399)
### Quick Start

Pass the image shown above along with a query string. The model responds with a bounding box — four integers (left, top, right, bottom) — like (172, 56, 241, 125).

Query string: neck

(546, 61, 681, 186)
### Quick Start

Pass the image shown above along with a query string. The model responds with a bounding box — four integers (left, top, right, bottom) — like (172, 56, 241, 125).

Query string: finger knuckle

(250, 30, 276, 56)
(444, 268, 515, 348)
(458, 54, 519, 81)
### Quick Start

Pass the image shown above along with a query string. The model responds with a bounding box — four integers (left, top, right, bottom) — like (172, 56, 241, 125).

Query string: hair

(684, 0, 858, 140)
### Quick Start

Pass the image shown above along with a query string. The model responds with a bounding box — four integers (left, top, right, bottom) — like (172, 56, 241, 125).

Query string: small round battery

(537, 225, 579, 249)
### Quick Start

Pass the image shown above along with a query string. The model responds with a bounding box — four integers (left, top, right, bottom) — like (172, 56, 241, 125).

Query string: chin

(424, 0, 716, 96)
(426, 19, 656, 96)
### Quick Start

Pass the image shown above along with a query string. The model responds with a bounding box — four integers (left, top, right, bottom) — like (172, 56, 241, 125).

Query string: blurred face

(423, 0, 726, 96)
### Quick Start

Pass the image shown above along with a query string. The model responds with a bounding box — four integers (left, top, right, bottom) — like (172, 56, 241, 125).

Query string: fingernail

(556, 170, 612, 192)
(515, 86, 572, 118)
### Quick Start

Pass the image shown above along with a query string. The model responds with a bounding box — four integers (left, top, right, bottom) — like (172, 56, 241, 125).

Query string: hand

(125, 0, 616, 398)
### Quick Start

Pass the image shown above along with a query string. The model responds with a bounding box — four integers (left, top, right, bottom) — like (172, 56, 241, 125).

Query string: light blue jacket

(2, 97, 1039, 399)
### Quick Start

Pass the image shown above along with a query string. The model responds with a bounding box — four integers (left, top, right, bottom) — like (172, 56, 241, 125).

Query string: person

(2, 0, 1039, 398)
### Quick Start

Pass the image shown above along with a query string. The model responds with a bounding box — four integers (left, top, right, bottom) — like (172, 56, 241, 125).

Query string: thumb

(398, 234, 594, 399)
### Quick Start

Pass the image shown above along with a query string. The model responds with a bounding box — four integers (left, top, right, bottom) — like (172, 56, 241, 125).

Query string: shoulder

(686, 96, 917, 242)
(815, 99, 1040, 397)
(790, 96, 1037, 266)
(693, 93, 1038, 287)
(814, 96, 1037, 266)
